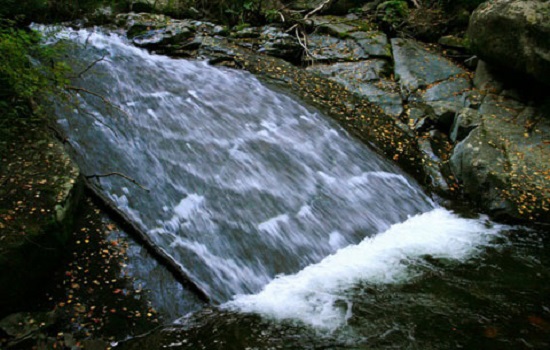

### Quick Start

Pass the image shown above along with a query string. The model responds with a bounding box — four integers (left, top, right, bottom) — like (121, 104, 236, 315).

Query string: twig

(295, 28, 313, 59)
(305, 0, 333, 20)
(86, 172, 150, 192)
(410, 0, 421, 9)
(75, 104, 120, 137)
(83, 177, 210, 304)
(75, 54, 107, 78)
(46, 124, 70, 144)
(65, 86, 130, 118)
(285, 0, 333, 33)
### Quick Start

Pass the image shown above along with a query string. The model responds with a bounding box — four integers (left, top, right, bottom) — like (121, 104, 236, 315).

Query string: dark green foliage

(377, 1, 409, 25)
(0, 19, 72, 124)
(429, 0, 486, 12)
(195, 0, 276, 25)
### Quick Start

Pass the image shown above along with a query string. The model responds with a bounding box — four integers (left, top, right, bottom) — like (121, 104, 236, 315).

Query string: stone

(232, 26, 261, 39)
(259, 26, 302, 61)
(473, 60, 504, 94)
(307, 34, 367, 61)
(421, 76, 472, 103)
(290, 0, 367, 15)
(450, 108, 482, 142)
(391, 38, 466, 95)
(450, 103, 550, 222)
(312, 16, 357, 37)
(426, 101, 462, 133)
(132, 25, 195, 47)
(438, 35, 467, 49)
(478, 94, 524, 120)
(350, 31, 391, 58)
(307, 60, 403, 116)
(405, 105, 431, 132)
(468, 0, 550, 86)
(0, 311, 56, 339)
(418, 138, 450, 193)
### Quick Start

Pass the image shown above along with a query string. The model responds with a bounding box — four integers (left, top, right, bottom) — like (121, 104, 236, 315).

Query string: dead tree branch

(65, 86, 130, 118)
(86, 172, 150, 192)
(410, 0, 421, 9)
(75, 54, 107, 78)
(83, 177, 211, 304)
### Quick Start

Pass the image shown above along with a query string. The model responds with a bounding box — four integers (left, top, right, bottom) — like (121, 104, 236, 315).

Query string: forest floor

(0, 120, 160, 349)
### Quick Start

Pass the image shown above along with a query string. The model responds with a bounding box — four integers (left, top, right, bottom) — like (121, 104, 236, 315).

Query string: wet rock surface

(118, 10, 549, 222)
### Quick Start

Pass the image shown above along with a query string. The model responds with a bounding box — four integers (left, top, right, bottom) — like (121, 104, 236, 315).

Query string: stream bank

(1, 0, 549, 348)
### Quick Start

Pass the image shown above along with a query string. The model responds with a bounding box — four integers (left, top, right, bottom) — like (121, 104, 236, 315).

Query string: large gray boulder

(450, 97, 550, 222)
(468, 0, 550, 86)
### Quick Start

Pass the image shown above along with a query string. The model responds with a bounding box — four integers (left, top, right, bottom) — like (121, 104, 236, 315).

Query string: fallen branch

(72, 102, 121, 137)
(306, 0, 333, 19)
(410, 0, 421, 9)
(285, 0, 333, 33)
(83, 177, 211, 304)
(65, 86, 130, 118)
(86, 172, 150, 192)
(75, 54, 107, 78)
(295, 27, 313, 59)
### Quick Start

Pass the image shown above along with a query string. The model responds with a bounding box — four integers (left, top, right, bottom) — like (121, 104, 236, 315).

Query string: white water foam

(224, 208, 506, 330)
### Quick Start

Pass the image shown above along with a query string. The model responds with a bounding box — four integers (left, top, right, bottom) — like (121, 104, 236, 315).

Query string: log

(82, 176, 211, 304)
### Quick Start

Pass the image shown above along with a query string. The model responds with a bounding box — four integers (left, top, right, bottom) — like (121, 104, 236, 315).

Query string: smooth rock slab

(392, 38, 466, 94)
(307, 34, 367, 61)
(307, 60, 403, 116)
(421, 77, 472, 103)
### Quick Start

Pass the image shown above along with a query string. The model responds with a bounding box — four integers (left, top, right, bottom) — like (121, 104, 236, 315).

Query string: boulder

(468, 0, 550, 86)
(450, 103, 550, 222)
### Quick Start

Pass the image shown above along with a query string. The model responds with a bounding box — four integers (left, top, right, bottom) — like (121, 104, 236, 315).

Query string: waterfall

(50, 28, 505, 320)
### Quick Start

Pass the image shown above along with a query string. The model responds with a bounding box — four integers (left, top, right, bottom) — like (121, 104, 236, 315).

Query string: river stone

(425, 101, 462, 133)
(438, 35, 467, 50)
(350, 31, 391, 58)
(478, 94, 524, 120)
(232, 26, 261, 39)
(468, 0, 550, 86)
(418, 138, 450, 193)
(132, 25, 195, 47)
(421, 77, 472, 103)
(406, 105, 431, 132)
(307, 60, 403, 116)
(311, 16, 358, 36)
(259, 27, 302, 61)
(474, 60, 504, 94)
(450, 108, 482, 143)
(290, 0, 366, 14)
(306, 34, 367, 61)
(391, 38, 466, 94)
(450, 105, 550, 222)
(116, 12, 170, 29)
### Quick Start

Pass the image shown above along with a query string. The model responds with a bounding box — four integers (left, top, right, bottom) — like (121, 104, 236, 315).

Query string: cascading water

(55, 28, 438, 300)
(47, 28, 533, 346)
